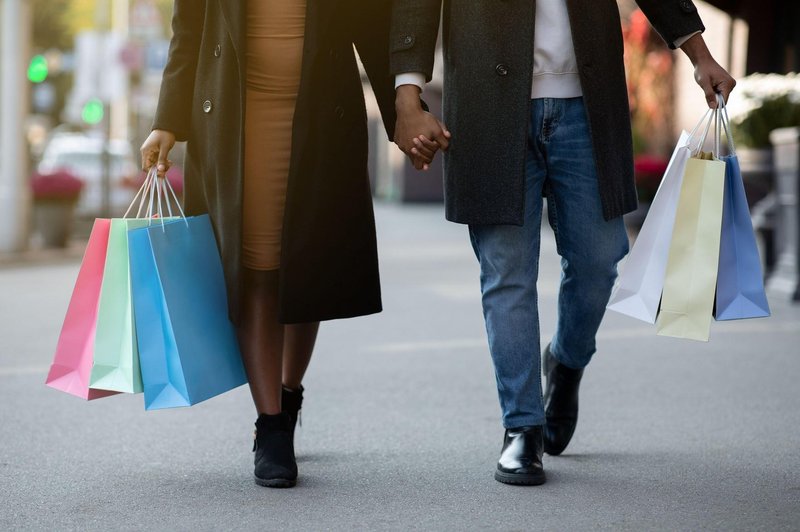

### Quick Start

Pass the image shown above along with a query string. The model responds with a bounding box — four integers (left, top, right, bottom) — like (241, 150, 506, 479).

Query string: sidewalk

(1, 203, 798, 531)
(0, 242, 87, 269)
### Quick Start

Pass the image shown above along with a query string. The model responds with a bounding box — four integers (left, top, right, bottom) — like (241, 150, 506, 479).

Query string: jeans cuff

(503, 414, 546, 429)
(550, 340, 590, 370)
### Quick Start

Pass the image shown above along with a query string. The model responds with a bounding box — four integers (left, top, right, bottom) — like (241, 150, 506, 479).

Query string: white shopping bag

(607, 131, 693, 323)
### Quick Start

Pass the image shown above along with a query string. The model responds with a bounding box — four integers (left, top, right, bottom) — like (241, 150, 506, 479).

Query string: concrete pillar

(110, 0, 130, 141)
(0, 0, 32, 252)
(767, 127, 800, 302)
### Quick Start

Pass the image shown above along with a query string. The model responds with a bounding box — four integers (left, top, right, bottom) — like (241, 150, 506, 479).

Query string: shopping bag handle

(716, 93, 736, 156)
(144, 167, 189, 231)
(123, 167, 155, 219)
(123, 167, 188, 230)
(688, 108, 717, 156)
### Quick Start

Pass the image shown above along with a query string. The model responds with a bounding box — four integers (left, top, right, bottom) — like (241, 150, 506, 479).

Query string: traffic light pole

(0, 0, 32, 253)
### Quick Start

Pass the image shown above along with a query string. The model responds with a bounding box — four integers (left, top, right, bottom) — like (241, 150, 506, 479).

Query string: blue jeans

(468, 98, 629, 429)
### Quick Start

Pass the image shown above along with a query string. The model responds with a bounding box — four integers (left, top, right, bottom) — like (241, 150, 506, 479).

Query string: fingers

(156, 145, 170, 177)
(432, 127, 450, 151)
(140, 143, 157, 172)
(714, 77, 736, 104)
(412, 136, 437, 161)
(410, 152, 427, 170)
(393, 110, 450, 171)
(703, 82, 718, 109)
(696, 60, 737, 108)
(437, 120, 451, 140)
(140, 130, 176, 177)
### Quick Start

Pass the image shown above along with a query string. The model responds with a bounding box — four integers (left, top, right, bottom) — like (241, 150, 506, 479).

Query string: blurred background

(0, 0, 798, 299)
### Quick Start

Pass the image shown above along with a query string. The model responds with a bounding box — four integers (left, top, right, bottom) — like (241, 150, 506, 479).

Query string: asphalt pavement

(1, 203, 799, 531)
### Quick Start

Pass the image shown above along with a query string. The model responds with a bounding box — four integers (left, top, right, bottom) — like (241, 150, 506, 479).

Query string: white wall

(673, 1, 749, 134)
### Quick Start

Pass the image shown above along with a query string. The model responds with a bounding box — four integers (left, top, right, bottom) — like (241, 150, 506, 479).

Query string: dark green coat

(153, 0, 396, 324)
(390, 0, 705, 223)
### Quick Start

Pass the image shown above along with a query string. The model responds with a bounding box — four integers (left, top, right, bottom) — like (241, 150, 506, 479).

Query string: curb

(0, 240, 87, 269)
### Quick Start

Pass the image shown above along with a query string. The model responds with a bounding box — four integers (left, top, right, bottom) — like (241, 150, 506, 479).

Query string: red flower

(31, 170, 84, 202)
(629, 10, 651, 47)
(634, 155, 668, 202)
(634, 155, 669, 176)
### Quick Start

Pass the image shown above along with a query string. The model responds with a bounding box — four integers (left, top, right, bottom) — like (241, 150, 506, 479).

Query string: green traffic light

(27, 54, 48, 83)
(81, 98, 104, 125)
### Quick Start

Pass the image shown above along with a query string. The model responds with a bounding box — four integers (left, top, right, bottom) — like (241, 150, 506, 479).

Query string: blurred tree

(31, 0, 73, 50)
(32, 0, 188, 50)
(623, 8, 676, 157)
(64, 0, 99, 34)
(155, 0, 175, 35)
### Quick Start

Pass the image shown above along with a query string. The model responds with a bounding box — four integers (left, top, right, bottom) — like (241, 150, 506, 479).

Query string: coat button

(495, 63, 509, 76)
(403, 35, 414, 46)
(679, 0, 695, 12)
(203, 100, 213, 113)
(335, 105, 345, 119)
(214, 44, 221, 57)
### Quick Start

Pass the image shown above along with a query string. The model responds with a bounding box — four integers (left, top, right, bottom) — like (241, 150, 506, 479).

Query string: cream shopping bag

(656, 146, 726, 342)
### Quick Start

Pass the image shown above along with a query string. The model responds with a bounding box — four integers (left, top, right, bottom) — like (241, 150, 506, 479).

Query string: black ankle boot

(281, 385, 304, 438)
(495, 426, 547, 485)
(253, 412, 297, 488)
(542, 344, 584, 456)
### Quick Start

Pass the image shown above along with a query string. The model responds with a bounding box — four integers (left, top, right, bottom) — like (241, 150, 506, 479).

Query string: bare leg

(282, 322, 320, 390)
(237, 267, 285, 415)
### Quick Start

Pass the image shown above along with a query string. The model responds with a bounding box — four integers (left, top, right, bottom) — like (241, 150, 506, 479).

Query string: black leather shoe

(543, 343, 584, 456)
(494, 426, 547, 485)
(253, 412, 297, 488)
(281, 385, 304, 439)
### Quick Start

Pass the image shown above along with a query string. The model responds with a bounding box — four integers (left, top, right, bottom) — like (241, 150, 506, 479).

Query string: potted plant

(725, 73, 800, 207)
(31, 169, 84, 248)
(624, 154, 669, 229)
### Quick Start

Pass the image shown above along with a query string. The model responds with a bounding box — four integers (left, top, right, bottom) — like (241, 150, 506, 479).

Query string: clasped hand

(394, 85, 451, 171)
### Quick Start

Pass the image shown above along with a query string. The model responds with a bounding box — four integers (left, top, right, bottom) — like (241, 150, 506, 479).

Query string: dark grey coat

(153, 0, 396, 324)
(390, 0, 705, 223)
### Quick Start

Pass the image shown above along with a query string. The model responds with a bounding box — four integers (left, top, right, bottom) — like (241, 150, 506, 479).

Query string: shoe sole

(494, 470, 547, 486)
(254, 476, 296, 488)
(544, 439, 567, 456)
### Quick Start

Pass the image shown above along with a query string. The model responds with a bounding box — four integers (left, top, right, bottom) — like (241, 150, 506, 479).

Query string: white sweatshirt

(531, 0, 582, 98)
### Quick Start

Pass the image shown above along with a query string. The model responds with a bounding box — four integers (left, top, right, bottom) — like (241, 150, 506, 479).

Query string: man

(391, 0, 735, 485)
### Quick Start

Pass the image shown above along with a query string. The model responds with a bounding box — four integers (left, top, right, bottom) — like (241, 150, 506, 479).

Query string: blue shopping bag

(714, 154, 770, 320)
(128, 215, 248, 410)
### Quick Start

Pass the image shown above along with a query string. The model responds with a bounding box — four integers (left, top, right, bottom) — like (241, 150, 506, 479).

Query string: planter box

(33, 201, 76, 248)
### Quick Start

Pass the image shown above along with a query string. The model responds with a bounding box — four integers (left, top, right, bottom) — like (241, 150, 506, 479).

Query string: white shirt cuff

(395, 73, 426, 92)
(674, 30, 702, 49)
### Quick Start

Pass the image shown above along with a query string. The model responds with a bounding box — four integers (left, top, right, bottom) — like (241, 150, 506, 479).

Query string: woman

(140, 0, 409, 488)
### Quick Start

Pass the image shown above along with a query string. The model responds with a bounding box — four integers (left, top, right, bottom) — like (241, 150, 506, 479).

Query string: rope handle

(122, 167, 188, 230)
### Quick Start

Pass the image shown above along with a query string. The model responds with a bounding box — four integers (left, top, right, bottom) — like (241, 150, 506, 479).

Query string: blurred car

(37, 134, 138, 218)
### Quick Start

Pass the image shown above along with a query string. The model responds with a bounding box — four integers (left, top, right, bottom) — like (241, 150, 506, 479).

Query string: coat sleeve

(389, 0, 441, 81)
(636, 0, 705, 49)
(151, 1, 206, 141)
(350, 0, 397, 140)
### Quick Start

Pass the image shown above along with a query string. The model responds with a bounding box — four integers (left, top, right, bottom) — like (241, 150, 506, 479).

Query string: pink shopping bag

(45, 219, 119, 400)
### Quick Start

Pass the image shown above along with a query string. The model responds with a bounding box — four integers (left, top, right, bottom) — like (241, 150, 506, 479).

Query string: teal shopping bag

(88, 218, 153, 393)
(88, 168, 177, 393)
(128, 215, 247, 410)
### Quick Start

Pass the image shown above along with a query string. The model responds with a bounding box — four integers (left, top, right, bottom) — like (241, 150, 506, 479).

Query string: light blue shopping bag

(714, 154, 770, 320)
(128, 215, 248, 410)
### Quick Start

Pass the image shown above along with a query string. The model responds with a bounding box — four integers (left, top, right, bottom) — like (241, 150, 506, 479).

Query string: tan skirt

(242, 0, 307, 270)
